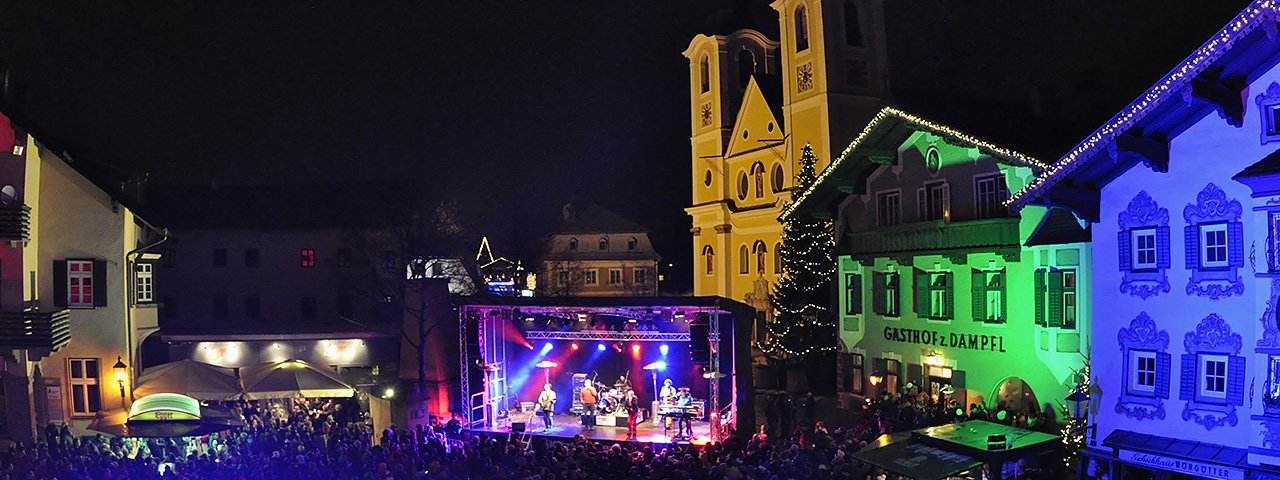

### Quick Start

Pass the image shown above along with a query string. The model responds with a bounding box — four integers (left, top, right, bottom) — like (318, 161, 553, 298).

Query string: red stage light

(571, 343, 580, 351)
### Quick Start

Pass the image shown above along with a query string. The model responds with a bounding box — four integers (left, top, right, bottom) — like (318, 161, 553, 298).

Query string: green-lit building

(785, 107, 1091, 415)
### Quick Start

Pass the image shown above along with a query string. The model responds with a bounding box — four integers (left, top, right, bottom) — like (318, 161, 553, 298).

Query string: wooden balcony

(0, 204, 31, 241)
(0, 309, 71, 359)
(845, 217, 1021, 258)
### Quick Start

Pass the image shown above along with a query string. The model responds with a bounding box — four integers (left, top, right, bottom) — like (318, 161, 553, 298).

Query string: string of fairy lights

(782, 106, 1049, 221)
(762, 144, 840, 358)
(1060, 364, 1091, 468)
(1007, 0, 1276, 209)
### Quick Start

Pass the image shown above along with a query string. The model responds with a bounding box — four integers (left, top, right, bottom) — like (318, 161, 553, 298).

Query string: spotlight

(660, 344, 669, 355)
(383, 387, 395, 399)
(597, 343, 607, 352)
(571, 343, 580, 351)
(541, 342, 553, 354)
(631, 344, 641, 354)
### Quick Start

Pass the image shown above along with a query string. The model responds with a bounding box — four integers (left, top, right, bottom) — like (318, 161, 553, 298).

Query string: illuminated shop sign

(882, 327, 1006, 352)
(1118, 450, 1244, 480)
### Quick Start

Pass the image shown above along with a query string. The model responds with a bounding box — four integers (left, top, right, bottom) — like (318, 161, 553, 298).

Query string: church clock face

(700, 103, 713, 127)
(796, 62, 814, 93)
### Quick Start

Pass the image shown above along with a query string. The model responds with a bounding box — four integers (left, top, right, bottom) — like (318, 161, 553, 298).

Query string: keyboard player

(675, 388, 694, 437)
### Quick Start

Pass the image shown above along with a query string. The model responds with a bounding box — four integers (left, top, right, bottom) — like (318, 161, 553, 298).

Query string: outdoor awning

(240, 359, 354, 400)
(134, 359, 242, 401)
(87, 393, 244, 437)
(855, 433, 982, 480)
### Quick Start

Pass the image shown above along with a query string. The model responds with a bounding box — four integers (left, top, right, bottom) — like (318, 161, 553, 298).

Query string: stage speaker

(690, 320, 710, 361)
(512, 422, 526, 433)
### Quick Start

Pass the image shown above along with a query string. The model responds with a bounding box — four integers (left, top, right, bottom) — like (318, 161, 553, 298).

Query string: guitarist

(537, 383, 557, 431)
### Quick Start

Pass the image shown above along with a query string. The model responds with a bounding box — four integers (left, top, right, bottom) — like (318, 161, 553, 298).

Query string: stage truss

(524, 331, 691, 342)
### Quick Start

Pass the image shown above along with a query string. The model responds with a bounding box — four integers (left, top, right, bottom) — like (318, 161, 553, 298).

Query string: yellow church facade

(685, 0, 888, 326)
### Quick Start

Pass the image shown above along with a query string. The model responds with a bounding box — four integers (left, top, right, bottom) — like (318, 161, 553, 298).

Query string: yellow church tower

(685, 0, 888, 330)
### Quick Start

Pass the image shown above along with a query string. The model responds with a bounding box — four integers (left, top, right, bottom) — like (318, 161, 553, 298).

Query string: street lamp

(112, 356, 128, 407)
(1065, 390, 1090, 421)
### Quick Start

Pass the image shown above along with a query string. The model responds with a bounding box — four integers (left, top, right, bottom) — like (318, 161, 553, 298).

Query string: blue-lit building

(1011, 2, 1280, 477)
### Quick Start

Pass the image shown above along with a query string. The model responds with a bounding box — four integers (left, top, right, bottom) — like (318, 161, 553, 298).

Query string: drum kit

(596, 387, 627, 414)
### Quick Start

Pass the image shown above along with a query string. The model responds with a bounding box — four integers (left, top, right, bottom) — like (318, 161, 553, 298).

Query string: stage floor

(472, 412, 716, 445)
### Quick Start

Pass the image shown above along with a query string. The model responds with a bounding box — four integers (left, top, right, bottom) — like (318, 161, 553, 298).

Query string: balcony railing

(0, 308, 71, 358)
(846, 217, 1021, 256)
(0, 204, 31, 241)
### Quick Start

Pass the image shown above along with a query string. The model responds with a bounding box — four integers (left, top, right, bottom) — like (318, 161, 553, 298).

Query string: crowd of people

(0, 389, 1062, 480)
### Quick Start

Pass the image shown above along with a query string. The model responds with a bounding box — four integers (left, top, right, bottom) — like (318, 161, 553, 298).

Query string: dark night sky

(0, 1, 1251, 292)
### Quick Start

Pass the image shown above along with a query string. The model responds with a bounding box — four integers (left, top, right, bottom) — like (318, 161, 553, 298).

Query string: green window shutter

(1179, 354, 1196, 401)
(1185, 225, 1200, 270)
(1047, 270, 1063, 327)
(93, 259, 108, 307)
(971, 269, 987, 322)
(943, 272, 954, 319)
(872, 272, 885, 315)
(914, 269, 929, 315)
(851, 274, 863, 315)
(1229, 221, 1244, 267)
(1155, 352, 1171, 399)
(999, 271, 1008, 323)
(1227, 355, 1246, 406)
(1033, 269, 1045, 326)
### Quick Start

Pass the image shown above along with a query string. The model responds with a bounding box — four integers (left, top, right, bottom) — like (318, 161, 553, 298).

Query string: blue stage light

(597, 343, 607, 352)
(660, 344, 669, 355)
(541, 342, 553, 354)
(652, 361, 667, 370)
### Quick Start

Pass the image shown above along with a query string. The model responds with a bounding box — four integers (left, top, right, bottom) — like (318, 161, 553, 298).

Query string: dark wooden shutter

(907, 363, 923, 387)
(53, 260, 67, 307)
(1185, 225, 1200, 270)
(971, 270, 987, 322)
(871, 272, 885, 315)
(943, 272, 954, 319)
(1033, 269, 1045, 326)
(1155, 352, 1171, 399)
(92, 259, 108, 307)
(1117, 230, 1131, 271)
(1229, 221, 1245, 267)
(1047, 270, 1063, 327)
(999, 272, 1008, 323)
(850, 274, 862, 315)
(873, 358, 886, 376)
(1156, 226, 1171, 269)
(914, 269, 929, 315)
(1179, 354, 1196, 401)
(1227, 354, 1246, 406)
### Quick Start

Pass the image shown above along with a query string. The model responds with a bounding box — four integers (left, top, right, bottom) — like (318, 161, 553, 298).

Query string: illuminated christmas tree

(1061, 363, 1091, 469)
(765, 144, 837, 359)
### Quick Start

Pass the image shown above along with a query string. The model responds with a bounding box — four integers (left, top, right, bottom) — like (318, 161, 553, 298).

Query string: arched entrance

(993, 377, 1038, 417)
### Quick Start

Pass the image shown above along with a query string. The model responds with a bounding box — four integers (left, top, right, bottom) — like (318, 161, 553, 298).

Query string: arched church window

(739, 245, 750, 275)
(737, 171, 749, 200)
(738, 50, 755, 89)
(753, 240, 768, 274)
(774, 242, 783, 273)
(844, 1, 863, 47)
(795, 5, 809, 52)
(772, 163, 785, 192)
(752, 162, 766, 198)
(702, 245, 715, 275)
(700, 55, 710, 93)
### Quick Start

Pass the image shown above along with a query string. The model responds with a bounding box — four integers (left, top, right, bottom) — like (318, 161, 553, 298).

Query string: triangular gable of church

(725, 75, 785, 158)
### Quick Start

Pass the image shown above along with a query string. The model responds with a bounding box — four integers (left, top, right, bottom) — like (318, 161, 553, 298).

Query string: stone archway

(993, 377, 1038, 417)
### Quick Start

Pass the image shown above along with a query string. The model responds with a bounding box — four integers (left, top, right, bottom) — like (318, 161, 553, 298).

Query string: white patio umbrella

(133, 359, 242, 401)
(240, 359, 354, 400)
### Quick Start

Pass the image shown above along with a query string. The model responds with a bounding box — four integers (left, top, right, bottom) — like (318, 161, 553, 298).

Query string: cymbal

(535, 361, 558, 368)
(702, 372, 727, 379)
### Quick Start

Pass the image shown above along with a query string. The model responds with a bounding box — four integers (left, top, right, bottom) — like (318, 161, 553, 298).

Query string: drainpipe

(124, 221, 169, 401)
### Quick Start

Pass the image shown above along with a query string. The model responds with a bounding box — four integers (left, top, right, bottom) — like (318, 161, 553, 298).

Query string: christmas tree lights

(1060, 363, 1091, 469)
(764, 144, 838, 359)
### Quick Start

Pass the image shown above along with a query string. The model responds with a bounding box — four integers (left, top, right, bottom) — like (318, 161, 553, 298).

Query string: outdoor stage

(456, 296, 757, 445)
(472, 412, 717, 445)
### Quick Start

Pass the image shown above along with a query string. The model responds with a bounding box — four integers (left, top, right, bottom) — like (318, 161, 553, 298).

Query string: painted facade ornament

(1118, 191, 1171, 299)
(1184, 183, 1245, 299)
(1115, 312, 1169, 420)
(1257, 82, 1280, 144)
(1182, 313, 1243, 430)
(1258, 279, 1280, 348)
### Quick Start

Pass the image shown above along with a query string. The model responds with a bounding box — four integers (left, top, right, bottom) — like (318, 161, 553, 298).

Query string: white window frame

(1131, 228, 1158, 270)
(985, 271, 1002, 322)
(974, 174, 1008, 219)
(884, 272, 900, 317)
(876, 190, 901, 226)
(1200, 354, 1228, 400)
(67, 260, 94, 308)
(135, 262, 154, 303)
(68, 358, 101, 416)
(634, 268, 647, 285)
(584, 270, 598, 286)
(608, 269, 622, 286)
(1063, 270, 1077, 327)
(1200, 223, 1229, 269)
(928, 272, 949, 319)
(1128, 350, 1156, 395)
(919, 182, 949, 222)
(557, 270, 569, 286)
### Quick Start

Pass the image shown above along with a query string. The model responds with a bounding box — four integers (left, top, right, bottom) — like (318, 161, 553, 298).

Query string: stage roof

(455, 296, 755, 316)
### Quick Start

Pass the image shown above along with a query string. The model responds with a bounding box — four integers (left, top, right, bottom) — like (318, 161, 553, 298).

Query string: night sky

(0, 1, 1251, 292)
